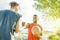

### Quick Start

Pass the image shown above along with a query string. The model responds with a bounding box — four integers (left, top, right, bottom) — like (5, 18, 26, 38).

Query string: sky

(0, 0, 60, 32)
(0, 0, 40, 22)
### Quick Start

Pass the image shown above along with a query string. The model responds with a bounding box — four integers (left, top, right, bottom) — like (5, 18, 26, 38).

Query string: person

(20, 22, 28, 40)
(0, 1, 22, 40)
(21, 22, 26, 30)
(28, 14, 42, 40)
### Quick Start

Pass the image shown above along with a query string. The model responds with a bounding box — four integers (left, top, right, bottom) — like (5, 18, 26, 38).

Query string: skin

(11, 5, 20, 33)
(33, 15, 42, 38)
(33, 15, 38, 24)
(26, 23, 30, 28)
(11, 5, 19, 12)
(26, 15, 38, 28)
(22, 22, 25, 27)
(15, 19, 20, 33)
(27, 15, 42, 38)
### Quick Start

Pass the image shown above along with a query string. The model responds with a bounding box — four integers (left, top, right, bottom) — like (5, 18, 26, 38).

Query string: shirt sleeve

(10, 13, 22, 35)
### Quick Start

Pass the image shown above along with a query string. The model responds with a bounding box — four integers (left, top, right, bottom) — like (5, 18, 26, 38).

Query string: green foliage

(34, 0, 60, 9)
(57, 28, 60, 36)
(48, 28, 60, 40)
(34, 0, 60, 19)
(48, 35, 56, 40)
(48, 35, 60, 40)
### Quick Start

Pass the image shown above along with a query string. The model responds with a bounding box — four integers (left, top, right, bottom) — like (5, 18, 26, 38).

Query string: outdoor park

(0, 0, 60, 40)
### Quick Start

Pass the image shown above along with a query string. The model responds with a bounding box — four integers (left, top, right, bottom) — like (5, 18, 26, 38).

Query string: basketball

(31, 26, 42, 36)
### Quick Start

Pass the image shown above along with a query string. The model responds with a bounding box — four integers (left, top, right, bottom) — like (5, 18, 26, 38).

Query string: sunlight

(0, 0, 60, 40)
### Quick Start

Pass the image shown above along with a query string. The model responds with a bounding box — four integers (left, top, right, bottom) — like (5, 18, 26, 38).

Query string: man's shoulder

(0, 10, 9, 15)
(4, 10, 11, 12)
(0, 10, 5, 13)
(4, 10, 14, 12)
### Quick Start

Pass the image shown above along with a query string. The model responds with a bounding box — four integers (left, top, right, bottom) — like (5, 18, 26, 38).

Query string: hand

(26, 23, 30, 28)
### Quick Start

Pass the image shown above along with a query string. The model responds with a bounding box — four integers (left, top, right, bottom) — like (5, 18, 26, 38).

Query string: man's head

(33, 14, 38, 23)
(9, 1, 19, 12)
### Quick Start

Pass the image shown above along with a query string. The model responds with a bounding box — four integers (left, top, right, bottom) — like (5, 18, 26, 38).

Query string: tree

(34, 0, 60, 20)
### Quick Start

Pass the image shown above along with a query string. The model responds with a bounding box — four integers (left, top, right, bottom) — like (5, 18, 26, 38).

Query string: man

(14, 22, 26, 40)
(0, 1, 22, 40)
(28, 14, 42, 40)
(17, 22, 28, 40)
(21, 22, 28, 40)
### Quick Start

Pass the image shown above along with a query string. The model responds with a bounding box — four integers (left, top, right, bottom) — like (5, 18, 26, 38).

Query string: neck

(11, 8, 17, 13)
(33, 22, 37, 24)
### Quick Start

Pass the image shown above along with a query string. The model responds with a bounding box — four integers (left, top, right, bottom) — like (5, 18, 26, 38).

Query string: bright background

(0, 0, 60, 34)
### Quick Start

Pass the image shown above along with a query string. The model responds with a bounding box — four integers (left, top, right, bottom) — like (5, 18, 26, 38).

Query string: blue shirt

(0, 10, 21, 40)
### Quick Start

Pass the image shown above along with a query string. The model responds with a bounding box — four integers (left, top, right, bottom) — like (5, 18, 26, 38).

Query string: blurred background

(0, 0, 60, 40)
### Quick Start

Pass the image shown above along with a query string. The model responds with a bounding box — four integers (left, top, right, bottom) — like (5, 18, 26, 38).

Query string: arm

(39, 25, 43, 36)
(15, 19, 20, 33)
(26, 23, 30, 28)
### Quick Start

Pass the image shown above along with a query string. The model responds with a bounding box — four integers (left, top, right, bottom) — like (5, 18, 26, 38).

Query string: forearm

(15, 19, 20, 33)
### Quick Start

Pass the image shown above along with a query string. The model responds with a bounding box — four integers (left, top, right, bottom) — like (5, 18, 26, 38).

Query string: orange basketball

(31, 26, 42, 36)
